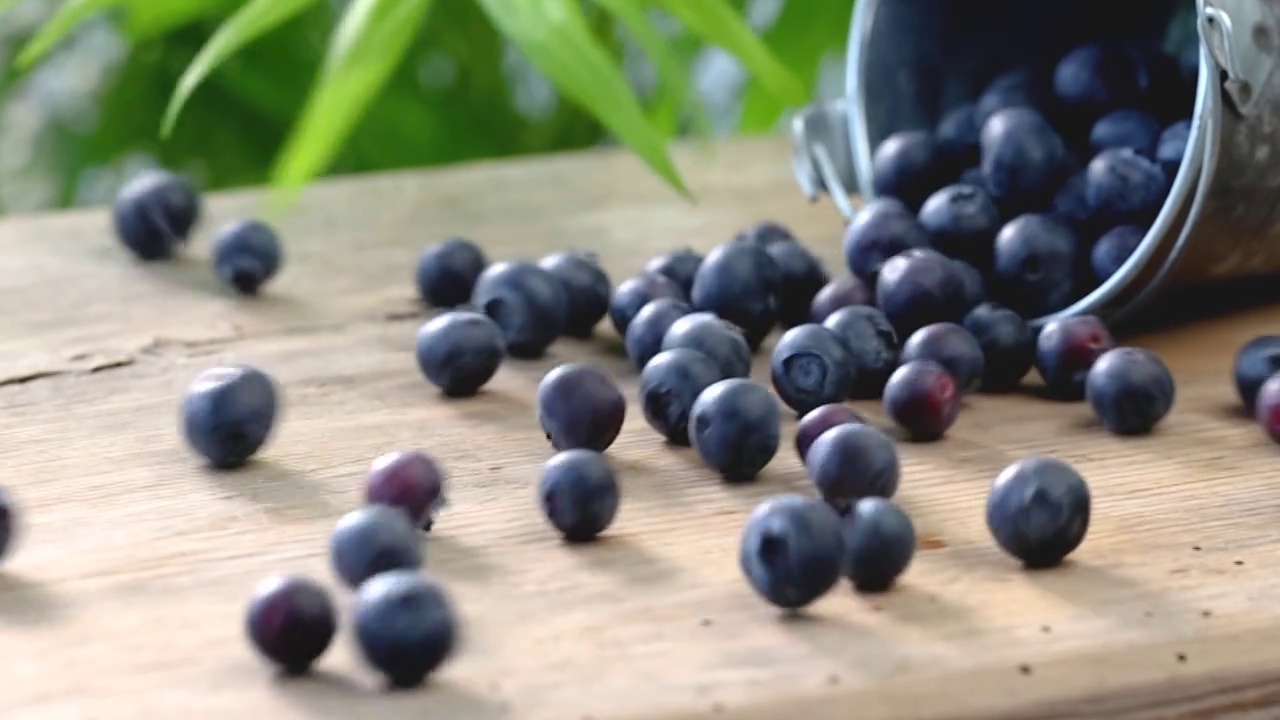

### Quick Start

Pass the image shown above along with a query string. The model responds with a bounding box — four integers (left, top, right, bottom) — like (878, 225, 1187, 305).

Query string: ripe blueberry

(1254, 373, 1280, 444)
(644, 248, 703, 296)
(1156, 119, 1191, 178)
(1084, 148, 1167, 225)
(1035, 314, 1115, 400)
(935, 103, 981, 177)
(1234, 336, 1280, 413)
(980, 107, 1067, 208)
(536, 364, 626, 453)
(739, 494, 845, 610)
(843, 198, 930, 285)
(902, 322, 985, 394)
(809, 275, 872, 323)
(111, 169, 201, 260)
(987, 456, 1091, 569)
(639, 349, 723, 445)
(840, 497, 915, 593)
(875, 248, 968, 337)
(539, 449, 620, 543)
(1089, 109, 1162, 157)
(795, 403, 866, 463)
(353, 569, 456, 688)
(917, 184, 1001, 268)
(182, 365, 278, 469)
(472, 261, 567, 359)
(416, 237, 487, 308)
(975, 67, 1045, 127)
(963, 303, 1034, 392)
(689, 378, 780, 483)
(366, 450, 446, 531)
(872, 130, 942, 210)
(884, 360, 961, 441)
(1053, 44, 1143, 121)
(415, 311, 505, 397)
(822, 305, 899, 399)
(805, 424, 900, 512)
(766, 239, 830, 329)
(625, 298, 693, 372)
(958, 166, 987, 189)
(736, 220, 796, 248)
(329, 506, 423, 589)
(609, 273, 685, 338)
(992, 214, 1078, 317)
(952, 260, 988, 315)
(690, 242, 779, 351)
(538, 251, 612, 338)
(1085, 347, 1175, 435)
(770, 324, 857, 415)
(1091, 225, 1144, 283)
(211, 220, 282, 295)
(661, 312, 752, 379)
(1050, 172, 1095, 233)
(245, 575, 336, 675)
(0, 486, 16, 562)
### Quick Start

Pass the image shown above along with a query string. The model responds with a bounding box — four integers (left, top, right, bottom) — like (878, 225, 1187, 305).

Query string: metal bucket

(791, 0, 1280, 329)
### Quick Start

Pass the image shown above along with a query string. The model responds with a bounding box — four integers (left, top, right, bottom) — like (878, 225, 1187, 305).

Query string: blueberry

(1255, 373, 1280, 444)
(875, 248, 968, 337)
(539, 449, 620, 542)
(1155, 119, 1191, 178)
(918, 184, 1001, 268)
(738, 494, 845, 610)
(963, 303, 1034, 392)
(329, 506, 423, 589)
(245, 575, 336, 675)
(736, 220, 796, 248)
(538, 251, 612, 338)
(472, 261, 567, 359)
(805, 424, 900, 512)
(986, 456, 1090, 569)
(810, 275, 872, 323)
(935, 103, 981, 177)
(661, 312, 752, 379)
(766, 240, 830, 329)
(689, 378, 781, 483)
(770, 324, 856, 415)
(843, 197, 931, 285)
(992, 214, 1078, 317)
(1091, 225, 1144, 283)
(353, 569, 456, 688)
(840, 497, 915, 593)
(1053, 44, 1143, 121)
(795, 403, 866, 463)
(210, 220, 283, 295)
(1089, 109, 1162, 158)
(1085, 347, 1175, 435)
(902, 322, 985, 394)
(644, 248, 703, 296)
(1035, 314, 1116, 400)
(536, 363, 626, 452)
(1050, 172, 1094, 232)
(0, 486, 14, 562)
(111, 169, 201, 260)
(1235, 336, 1280, 413)
(416, 237, 487, 308)
(883, 360, 961, 441)
(958, 166, 987, 189)
(639, 349, 723, 445)
(690, 242, 779, 351)
(872, 130, 942, 210)
(952, 260, 987, 313)
(415, 311, 505, 397)
(609, 273, 685, 338)
(975, 67, 1045, 127)
(625, 298, 692, 372)
(366, 450, 446, 530)
(822, 305, 900, 399)
(182, 365, 278, 469)
(980, 107, 1067, 208)
(1084, 148, 1167, 225)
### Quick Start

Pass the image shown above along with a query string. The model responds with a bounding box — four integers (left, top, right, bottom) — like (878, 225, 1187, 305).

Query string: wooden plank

(1, 136, 1279, 720)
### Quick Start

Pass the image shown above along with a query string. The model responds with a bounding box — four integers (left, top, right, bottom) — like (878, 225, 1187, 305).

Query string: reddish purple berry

(1035, 315, 1115, 400)
(809, 275, 873, 323)
(366, 450, 445, 531)
(245, 575, 337, 675)
(794, 403, 866, 463)
(883, 360, 961, 442)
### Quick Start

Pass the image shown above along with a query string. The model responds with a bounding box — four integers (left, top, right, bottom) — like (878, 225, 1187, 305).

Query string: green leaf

(269, 0, 437, 196)
(15, 0, 122, 69)
(739, 0, 852, 132)
(162, 0, 320, 137)
(124, 0, 243, 41)
(474, 0, 689, 197)
(649, 0, 807, 106)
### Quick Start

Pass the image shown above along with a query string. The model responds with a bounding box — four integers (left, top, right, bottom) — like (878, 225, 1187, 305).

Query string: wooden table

(3, 136, 1280, 720)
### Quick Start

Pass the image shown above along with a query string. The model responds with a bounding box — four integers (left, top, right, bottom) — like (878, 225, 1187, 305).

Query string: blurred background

(0, 0, 854, 217)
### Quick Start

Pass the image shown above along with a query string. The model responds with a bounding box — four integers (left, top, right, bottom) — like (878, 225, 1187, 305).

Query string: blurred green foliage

(0, 0, 854, 214)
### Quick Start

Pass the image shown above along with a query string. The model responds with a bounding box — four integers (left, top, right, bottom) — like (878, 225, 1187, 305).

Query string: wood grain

(1, 136, 1279, 720)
